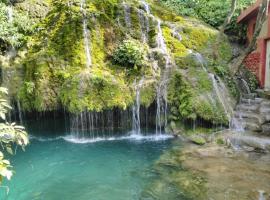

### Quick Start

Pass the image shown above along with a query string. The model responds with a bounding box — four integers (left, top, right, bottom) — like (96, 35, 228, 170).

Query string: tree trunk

(213, 0, 238, 60)
(220, 0, 238, 34)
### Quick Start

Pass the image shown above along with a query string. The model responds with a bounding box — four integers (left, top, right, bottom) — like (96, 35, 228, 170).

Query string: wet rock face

(227, 134, 270, 152)
(262, 123, 270, 136)
(231, 94, 270, 135)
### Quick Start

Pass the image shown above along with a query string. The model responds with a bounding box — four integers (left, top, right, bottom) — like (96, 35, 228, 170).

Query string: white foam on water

(62, 133, 174, 144)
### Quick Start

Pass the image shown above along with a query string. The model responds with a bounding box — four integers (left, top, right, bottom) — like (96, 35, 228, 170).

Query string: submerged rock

(147, 141, 270, 200)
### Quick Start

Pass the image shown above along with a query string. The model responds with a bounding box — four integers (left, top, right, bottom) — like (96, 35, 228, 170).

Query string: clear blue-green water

(0, 132, 173, 200)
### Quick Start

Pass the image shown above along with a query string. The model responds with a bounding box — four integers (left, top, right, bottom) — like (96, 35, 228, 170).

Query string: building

(237, 0, 270, 89)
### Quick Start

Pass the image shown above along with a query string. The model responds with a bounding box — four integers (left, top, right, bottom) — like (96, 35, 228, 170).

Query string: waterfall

(141, 0, 150, 14)
(171, 26, 182, 41)
(230, 112, 244, 132)
(81, 0, 92, 68)
(258, 190, 266, 200)
(123, 2, 131, 28)
(132, 78, 144, 135)
(193, 52, 207, 72)
(155, 69, 170, 135)
(17, 100, 23, 125)
(138, 1, 151, 43)
(139, 1, 172, 134)
(137, 9, 149, 43)
(193, 52, 234, 120)
(240, 78, 251, 94)
(156, 19, 168, 55)
(7, 6, 13, 23)
(209, 73, 231, 119)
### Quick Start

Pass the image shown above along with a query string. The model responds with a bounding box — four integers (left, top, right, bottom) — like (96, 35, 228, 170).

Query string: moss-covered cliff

(0, 0, 236, 128)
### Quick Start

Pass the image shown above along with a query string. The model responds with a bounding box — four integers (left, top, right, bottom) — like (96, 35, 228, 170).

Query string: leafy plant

(113, 39, 146, 69)
(0, 2, 35, 51)
(0, 87, 28, 184)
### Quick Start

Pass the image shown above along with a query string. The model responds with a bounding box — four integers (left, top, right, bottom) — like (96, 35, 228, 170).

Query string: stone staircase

(231, 93, 270, 135)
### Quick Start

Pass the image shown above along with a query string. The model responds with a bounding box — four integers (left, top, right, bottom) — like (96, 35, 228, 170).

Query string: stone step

(261, 100, 270, 107)
(236, 104, 259, 112)
(232, 118, 261, 131)
(259, 107, 270, 114)
(234, 111, 264, 123)
(240, 98, 263, 105)
(233, 117, 260, 124)
(242, 122, 262, 132)
(262, 123, 270, 136)
(242, 93, 257, 99)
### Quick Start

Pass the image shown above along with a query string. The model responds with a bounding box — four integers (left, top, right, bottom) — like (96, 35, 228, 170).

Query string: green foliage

(160, 0, 255, 41)
(168, 69, 228, 125)
(241, 67, 259, 92)
(0, 87, 28, 184)
(113, 39, 146, 69)
(193, 98, 227, 124)
(214, 65, 239, 98)
(0, 3, 35, 51)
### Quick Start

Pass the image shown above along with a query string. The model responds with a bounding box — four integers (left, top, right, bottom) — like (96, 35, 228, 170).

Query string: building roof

(237, 0, 262, 23)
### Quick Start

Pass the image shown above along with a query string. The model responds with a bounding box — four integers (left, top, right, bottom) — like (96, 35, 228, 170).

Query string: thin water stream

(81, 0, 92, 68)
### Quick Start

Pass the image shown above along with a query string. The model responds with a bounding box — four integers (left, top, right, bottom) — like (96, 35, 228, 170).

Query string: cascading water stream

(193, 52, 207, 72)
(258, 190, 266, 200)
(193, 52, 233, 121)
(141, 0, 150, 14)
(172, 28, 182, 41)
(137, 9, 149, 43)
(155, 85, 162, 135)
(132, 78, 144, 135)
(17, 100, 23, 125)
(123, 2, 131, 28)
(81, 0, 92, 68)
(209, 73, 231, 119)
(240, 78, 251, 94)
(139, 1, 172, 134)
(7, 6, 13, 23)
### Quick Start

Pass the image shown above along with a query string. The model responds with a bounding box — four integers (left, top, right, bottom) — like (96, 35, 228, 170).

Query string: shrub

(113, 39, 146, 69)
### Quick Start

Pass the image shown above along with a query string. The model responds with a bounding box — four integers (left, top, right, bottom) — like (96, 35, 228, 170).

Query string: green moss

(190, 136, 206, 145)
(60, 68, 133, 113)
(14, 0, 234, 126)
(140, 84, 156, 107)
(188, 68, 212, 92)
(162, 26, 188, 57)
(182, 26, 215, 51)
(193, 98, 227, 124)
(216, 138, 225, 145)
(168, 72, 195, 120)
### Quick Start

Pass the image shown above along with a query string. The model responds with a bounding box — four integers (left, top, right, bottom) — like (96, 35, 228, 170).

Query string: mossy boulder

(190, 135, 206, 145)
(2, 0, 235, 132)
